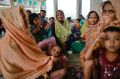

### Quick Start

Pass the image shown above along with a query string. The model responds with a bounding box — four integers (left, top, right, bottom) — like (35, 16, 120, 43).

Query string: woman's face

(102, 3, 116, 21)
(33, 17, 41, 26)
(56, 11, 64, 21)
(88, 12, 98, 25)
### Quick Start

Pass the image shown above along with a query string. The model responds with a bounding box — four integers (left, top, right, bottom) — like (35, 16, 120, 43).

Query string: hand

(98, 15, 112, 30)
(37, 21, 42, 28)
(44, 23, 50, 30)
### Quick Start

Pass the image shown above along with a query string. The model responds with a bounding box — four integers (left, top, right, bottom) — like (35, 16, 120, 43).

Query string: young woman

(80, 11, 99, 38)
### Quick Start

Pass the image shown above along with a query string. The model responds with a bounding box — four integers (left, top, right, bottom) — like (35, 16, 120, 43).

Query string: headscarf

(80, 20, 88, 37)
(55, 19, 71, 44)
(0, 6, 54, 79)
(111, 0, 120, 22)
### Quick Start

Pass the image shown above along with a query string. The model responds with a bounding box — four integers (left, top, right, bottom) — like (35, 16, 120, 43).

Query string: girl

(29, 13, 52, 43)
(47, 45, 68, 79)
(37, 37, 68, 79)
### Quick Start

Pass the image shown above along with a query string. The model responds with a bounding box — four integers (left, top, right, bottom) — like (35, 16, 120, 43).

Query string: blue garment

(80, 19, 84, 27)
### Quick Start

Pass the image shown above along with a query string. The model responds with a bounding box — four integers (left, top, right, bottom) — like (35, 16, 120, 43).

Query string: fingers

(98, 15, 111, 29)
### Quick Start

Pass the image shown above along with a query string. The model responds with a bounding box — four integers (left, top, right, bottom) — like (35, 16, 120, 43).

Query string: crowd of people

(0, 0, 120, 79)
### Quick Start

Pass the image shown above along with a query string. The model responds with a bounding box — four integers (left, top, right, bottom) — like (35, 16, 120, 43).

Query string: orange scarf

(0, 6, 54, 79)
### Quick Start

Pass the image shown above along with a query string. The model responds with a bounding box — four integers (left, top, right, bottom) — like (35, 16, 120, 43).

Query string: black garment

(48, 59, 64, 76)
(0, 26, 5, 36)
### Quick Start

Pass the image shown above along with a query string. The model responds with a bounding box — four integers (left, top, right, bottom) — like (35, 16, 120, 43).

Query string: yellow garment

(80, 20, 88, 37)
(55, 20, 71, 44)
(0, 6, 54, 79)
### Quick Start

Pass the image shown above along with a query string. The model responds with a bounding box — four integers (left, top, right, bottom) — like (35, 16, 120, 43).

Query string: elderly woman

(54, 10, 72, 50)
(83, 0, 120, 79)
(0, 6, 54, 79)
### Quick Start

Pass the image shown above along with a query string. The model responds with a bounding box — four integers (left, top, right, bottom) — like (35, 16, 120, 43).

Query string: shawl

(80, 20, 88, 37)
(0, 6, 54, 79)
(55, 19, 71, 44)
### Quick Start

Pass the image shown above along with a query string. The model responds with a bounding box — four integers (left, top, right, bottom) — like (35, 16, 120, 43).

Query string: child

(47, 45, 68, 79)
(37, 37, 68, 79)
(84, 26, 120, 79)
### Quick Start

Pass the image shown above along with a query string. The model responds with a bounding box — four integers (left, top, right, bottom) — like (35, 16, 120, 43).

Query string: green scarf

(55, 19, 71, 43)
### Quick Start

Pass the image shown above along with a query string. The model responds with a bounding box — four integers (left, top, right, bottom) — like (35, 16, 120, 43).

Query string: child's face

(33, 17, 41, 26)
(50, 46, 61, 57)
(104, 32, 120, 53)
(88, 12, 98, 25)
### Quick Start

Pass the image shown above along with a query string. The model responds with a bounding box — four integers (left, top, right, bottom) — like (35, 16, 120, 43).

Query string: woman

(80, 11, 99, 39)
(55, 10, 72, 50)
(0, 6, 54, 79)
(29, 13, 52, 43)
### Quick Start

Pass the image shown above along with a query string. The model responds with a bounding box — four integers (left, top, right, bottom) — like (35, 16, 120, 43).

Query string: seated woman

(0, 6, 54, 79)
(29, 13, 52, 43)
(54, 10, 76, 50)
(80, 11, 99, 39)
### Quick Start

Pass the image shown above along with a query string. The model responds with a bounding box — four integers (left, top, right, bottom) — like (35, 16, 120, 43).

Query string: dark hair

(103, 26, 120, 32)
(48, 60, 64, 77)
(67, 17, 73, 22)
(28, 13, 39, 25)
(79, 14, 85, 20)
(77, 18, 80, 22)
(102, 1, 112, 11)
(67, 17, 71, 20)
(49, 17, 55, 21)
(26, 10, 31, 14)
(87, 11, 99, 22)
(40, 10, 46, 14)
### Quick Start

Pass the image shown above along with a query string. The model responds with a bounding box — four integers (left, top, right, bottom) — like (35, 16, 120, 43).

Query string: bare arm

(85, 36, 100, 60)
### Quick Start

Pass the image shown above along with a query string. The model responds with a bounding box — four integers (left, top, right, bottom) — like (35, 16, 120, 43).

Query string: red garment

(94, 48, 120, 79)
(60, 54, 68, 64)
